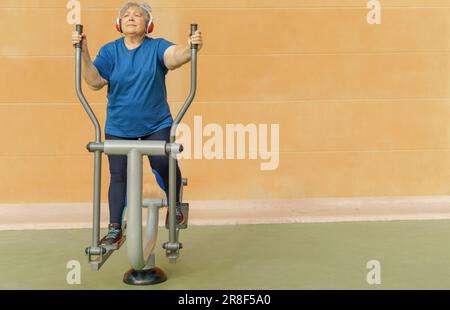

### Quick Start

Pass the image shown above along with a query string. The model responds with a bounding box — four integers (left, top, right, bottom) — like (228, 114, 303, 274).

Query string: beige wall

(0, 0, 449, 203)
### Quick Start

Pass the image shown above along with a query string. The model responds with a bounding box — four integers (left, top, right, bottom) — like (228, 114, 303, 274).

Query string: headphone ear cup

(116, 18, 122, 33)
(146, 20, 154, 34)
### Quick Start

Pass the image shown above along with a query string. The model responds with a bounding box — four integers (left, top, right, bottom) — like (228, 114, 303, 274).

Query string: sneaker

(100, 223, 122, 246)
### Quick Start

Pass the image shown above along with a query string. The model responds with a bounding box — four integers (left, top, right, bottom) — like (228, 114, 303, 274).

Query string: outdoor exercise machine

(74, 23, 198, 285)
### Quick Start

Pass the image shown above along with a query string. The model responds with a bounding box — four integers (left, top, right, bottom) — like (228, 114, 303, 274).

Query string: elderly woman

(71, 1, 203, 246)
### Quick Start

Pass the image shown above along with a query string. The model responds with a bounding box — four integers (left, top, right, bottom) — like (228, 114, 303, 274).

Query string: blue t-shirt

(93, 37, 174, 137)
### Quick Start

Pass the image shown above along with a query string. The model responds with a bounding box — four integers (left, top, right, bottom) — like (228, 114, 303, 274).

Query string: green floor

(1, 220, 450, 289)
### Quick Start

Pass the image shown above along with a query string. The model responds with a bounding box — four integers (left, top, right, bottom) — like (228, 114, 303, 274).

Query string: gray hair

(118, 1, 152, 21)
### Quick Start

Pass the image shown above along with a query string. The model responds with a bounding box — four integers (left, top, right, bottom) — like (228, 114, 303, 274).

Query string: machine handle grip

(75, 24, 83, 49)
(190, 24, 198, 49)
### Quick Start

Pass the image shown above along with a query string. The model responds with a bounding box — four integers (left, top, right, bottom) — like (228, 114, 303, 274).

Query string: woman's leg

(105, 133, 129, 225)
(143, 127, 182, 204)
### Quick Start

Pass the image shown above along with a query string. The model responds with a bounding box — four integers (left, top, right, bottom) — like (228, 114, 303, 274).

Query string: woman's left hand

(188, 30, 203, 51)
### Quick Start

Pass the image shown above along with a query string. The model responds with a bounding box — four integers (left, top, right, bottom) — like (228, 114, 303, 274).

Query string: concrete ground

(2, 220, 450, 289)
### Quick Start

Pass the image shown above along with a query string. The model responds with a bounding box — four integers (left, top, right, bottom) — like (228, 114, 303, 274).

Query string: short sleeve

(157, 38, 175, 68)
(93, 45, 113, 81)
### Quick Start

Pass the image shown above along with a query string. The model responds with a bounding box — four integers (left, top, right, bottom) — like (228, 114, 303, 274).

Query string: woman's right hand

(72, 31, 87, 48)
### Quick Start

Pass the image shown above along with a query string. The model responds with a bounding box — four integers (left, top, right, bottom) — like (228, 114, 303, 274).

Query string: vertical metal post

(126, 149, 145, 269)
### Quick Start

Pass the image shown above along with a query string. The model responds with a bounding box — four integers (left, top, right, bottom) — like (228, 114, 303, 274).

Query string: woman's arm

(72, 32, 108, 91)
(164, 30, 203, 70)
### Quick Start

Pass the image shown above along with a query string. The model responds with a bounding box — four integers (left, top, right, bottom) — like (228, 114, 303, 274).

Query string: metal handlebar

(167, 24, 199, 261)
(75, 24, 103, 254)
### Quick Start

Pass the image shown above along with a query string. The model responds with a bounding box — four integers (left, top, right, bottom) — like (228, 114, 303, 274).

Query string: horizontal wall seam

(1, 149, 450, 158)
(1, 98, 449, 105)
(2, 51, 450, 58)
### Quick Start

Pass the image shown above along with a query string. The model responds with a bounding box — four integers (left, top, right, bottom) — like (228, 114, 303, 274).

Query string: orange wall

(0, 0, 449, 203)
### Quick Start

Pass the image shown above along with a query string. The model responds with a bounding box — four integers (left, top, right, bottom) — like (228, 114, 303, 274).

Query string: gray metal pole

(168, 24, 198, 252)
(168, 150, 177, 246)
(75, 24, 102, 248)
(170, 24, 198, 137)
(75, 25, 102, 143)
(126, 149, 145, 269)
(92, 151, 102, 247)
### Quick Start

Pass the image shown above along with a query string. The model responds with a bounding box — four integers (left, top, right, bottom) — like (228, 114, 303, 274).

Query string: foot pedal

(102, 243, 117, 251)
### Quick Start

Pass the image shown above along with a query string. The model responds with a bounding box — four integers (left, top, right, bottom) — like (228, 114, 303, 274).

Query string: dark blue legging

(105, 126, 182, 224)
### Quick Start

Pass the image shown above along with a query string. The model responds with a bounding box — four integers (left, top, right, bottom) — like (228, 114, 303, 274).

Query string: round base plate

(123, 267, 167, 285)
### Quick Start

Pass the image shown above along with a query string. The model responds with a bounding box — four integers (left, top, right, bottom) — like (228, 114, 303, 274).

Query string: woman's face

(121, 6, 147, 35)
